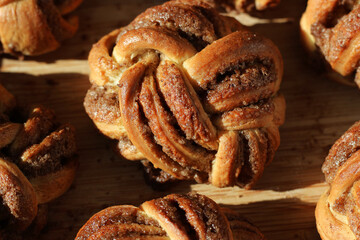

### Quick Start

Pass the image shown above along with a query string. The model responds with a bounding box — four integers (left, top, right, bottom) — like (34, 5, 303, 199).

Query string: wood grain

(1, 0, 360, 239)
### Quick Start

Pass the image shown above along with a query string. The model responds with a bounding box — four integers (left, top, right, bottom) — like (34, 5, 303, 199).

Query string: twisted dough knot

(84, 0, 285, 189)
(300, 0, 360, 87)
(316, 121, 360, 240)
(76, 192, 266, 240)
(0, 0, 82, 56)
(0, 84, 77, 238)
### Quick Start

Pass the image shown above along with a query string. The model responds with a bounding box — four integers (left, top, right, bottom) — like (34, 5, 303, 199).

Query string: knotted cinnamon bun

(316, 121, 360, 239)
(300, 0, 360, 87)
(76, 192, 266, 240)
(84, 0, 285, 189)
(0, 84, 77, 238)
(0, 0, 83, 56)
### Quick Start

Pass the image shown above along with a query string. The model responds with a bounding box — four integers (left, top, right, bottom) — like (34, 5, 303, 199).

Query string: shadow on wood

(222, 198, 321, 240)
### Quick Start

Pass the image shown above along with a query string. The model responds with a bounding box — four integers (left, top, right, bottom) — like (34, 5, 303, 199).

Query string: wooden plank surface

(1, 0, 360, 239)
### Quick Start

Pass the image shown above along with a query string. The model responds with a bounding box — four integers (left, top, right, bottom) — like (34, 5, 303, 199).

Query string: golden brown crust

(300, 0, 360, 88)
(75, 193, 266, 240)
(29, 155, 78, 204)
(0, 84, 77, 238)
(0, 158, 38, 233)
(116, 136, 145, 160)
(0, 122, 21, 148)
(322, 121, 360, 184)
(315, 121, 360, 239)
(213, 95, 285, 131)
(85, 0, 285, 189)
(0, 0, 82, 56)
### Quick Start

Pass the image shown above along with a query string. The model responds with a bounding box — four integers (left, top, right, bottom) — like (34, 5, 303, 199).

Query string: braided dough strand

(316, 121, 360, 239)
(0, 84, 78, 237)
(84, 0, 285, 188)
(300, 0, 360, 87)
(75, 193, 266, 240)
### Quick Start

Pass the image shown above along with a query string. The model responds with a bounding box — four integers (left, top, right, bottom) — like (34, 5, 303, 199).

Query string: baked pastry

(75, 192, 266, 240)
(210, 0, 281, 12)
(0, 0, 83, 56)
(300, 0, 360, 87)
(315, 121, 360, 239)
(84, 0, 285, 189)
(0, 84, 77, 239)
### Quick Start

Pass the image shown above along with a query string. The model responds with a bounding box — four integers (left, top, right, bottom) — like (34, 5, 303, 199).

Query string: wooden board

(1, 0, 360, 239)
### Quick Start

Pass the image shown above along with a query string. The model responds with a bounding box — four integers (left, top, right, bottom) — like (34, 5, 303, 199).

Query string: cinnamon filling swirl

(86, 0, 285, 188)
(76, 193, 265, 240)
